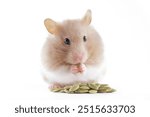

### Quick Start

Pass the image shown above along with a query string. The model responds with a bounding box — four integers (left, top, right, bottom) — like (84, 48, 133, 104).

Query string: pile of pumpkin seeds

(50, 82, 116, 94)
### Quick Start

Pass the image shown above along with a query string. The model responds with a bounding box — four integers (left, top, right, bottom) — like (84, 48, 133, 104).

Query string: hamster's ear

(82, 9, 92, 25)
(44, 18, 58, 34)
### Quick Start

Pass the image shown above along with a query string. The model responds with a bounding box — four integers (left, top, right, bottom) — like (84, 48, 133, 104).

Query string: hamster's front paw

(70, 64, 86, 74)
(70, 65, 79, 74)
(78, 64, 86, 73)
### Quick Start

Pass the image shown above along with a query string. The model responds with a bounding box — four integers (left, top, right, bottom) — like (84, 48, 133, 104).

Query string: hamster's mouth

(64, 60, 86, 66)
(67, 62, 84, 66)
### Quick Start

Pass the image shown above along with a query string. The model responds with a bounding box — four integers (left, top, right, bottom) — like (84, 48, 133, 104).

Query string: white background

(0, 0, 150, 117)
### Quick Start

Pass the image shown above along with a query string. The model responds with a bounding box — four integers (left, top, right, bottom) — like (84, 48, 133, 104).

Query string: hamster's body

(42, 61, 105, 85)
(41, 10, 105, 87)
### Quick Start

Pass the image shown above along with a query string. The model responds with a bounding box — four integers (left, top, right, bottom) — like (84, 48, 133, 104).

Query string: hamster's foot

(70, 64, 86, 74)
(78, 63, 86, 73)
(49, 83, 64, 89)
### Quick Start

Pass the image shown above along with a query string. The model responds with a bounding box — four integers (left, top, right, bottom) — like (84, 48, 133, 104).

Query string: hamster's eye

(64, 38, 71, 45)
(83, 36, 87, 42)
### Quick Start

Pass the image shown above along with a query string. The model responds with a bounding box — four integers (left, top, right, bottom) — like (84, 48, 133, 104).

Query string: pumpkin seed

(96, 83, 101, 87)
(106, 88, 116, 93)
(79, 83, 88, 86)
(79, 86, 90, 90)
(69, 84, 79, 92)
(64, 85, 71, 90)
(64, 89, 69, 93)
(89, 90, 97, 94)
(100, 84, 108, 87)
(51, 88, 62, 92)
(50, 82, 115, 94)
(76, 89, 89, 93)
(88, 83, 99, 90)
(59, 90, 65, 93)
(98, 87, 109, 91)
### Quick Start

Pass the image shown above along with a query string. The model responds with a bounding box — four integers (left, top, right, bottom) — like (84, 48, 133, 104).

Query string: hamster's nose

(73, 52, 84, 63)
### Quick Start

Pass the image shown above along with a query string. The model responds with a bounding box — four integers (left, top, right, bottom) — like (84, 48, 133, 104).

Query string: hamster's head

(44, 10, 103, 66)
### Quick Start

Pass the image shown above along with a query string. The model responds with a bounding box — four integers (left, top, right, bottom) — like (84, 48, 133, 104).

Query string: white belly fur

(42, 62, 106, 85)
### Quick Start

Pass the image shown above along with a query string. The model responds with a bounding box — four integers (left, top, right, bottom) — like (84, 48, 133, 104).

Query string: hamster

(41, 10, 105, 88)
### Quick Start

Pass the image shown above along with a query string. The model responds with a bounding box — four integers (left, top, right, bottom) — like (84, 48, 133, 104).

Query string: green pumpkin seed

(100, 84, 109, 88)
(50, 82, 115, 94)
(98, 90, 107, 93)
(60, 90, 65, 93)
(76, 89, 89, 93)
(89, 90, 97, 94)
(96, 83, 101, 87)
(69, 84, 79, 92)
(98, 87, 109, 91)
(64, 85, 71, 90)
(79, 83, 88, 86)
(64, 89, 69, 93)
(98, 86, 115, 93)
(106, 88, 116, 93)
(67, 91, 74, 94)
(51, 88, 62, 92)
(88, 83, 99, 90)
(79, 86, 90, 90)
